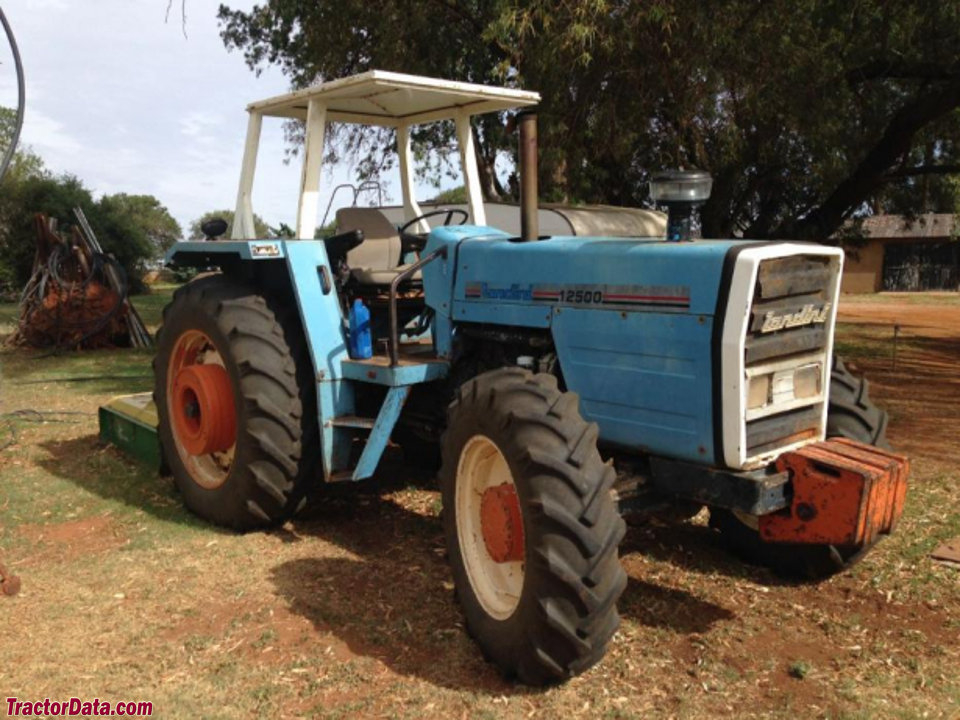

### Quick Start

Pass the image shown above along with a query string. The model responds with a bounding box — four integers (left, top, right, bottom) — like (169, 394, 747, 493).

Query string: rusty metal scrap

(0, 560, 20, 597)
(11, 210, 151, 350)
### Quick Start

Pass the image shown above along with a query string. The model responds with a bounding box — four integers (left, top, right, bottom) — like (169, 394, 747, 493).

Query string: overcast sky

(0, 0, 425, 236)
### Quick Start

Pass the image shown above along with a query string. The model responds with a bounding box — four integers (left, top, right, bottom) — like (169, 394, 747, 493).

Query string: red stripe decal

(604, 294, 689, 302)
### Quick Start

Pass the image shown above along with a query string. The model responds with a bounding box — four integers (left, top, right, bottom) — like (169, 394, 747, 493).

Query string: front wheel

(440, 368, 626, 684)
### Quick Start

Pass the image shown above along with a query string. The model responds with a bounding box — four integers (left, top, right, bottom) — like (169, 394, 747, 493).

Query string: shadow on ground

(37, 434, 212, 530)
(266, 452, 754, 691)
(42, 435, 790, 691)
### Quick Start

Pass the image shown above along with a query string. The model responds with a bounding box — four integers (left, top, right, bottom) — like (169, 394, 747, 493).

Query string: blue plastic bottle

(349, 299, 373, 359)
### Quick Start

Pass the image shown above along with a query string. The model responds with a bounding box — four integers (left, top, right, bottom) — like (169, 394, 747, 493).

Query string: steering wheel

(399, 208, 469, 252)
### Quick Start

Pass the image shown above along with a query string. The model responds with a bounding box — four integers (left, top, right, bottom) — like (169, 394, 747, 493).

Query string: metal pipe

(518, 111, 539, 242)
(388, 246, 447, 366)
(0, 7, 25, 186)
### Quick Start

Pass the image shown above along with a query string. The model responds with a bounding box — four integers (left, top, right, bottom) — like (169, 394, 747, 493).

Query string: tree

(429, 185, 468, 204)
(218, 0, 960, 240)
(0, 173, 182, 295)
(94, 193, 182, 290)
(0, 172, 91, 293)
(188, 208, 270, 240)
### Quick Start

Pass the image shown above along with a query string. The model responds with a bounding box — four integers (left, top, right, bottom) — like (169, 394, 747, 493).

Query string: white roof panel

(247, 70, 541, 126)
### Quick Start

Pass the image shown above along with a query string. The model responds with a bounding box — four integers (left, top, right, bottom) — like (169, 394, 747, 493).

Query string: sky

(0, 0, 429, 236)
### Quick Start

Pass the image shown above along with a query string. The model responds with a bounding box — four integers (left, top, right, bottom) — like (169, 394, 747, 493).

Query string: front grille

(743, 254, 835, 464)
(744, 256, 833, 365)
(720, 245, 842, 469)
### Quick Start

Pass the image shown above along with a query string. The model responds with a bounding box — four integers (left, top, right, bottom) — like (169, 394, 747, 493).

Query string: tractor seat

(335, 207, 421, 285)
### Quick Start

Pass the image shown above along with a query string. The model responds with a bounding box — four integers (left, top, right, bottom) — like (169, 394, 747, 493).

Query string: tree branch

(847, 59, 960, 83)
(885, 163, 960, 178)
(775, 80, 960, 240)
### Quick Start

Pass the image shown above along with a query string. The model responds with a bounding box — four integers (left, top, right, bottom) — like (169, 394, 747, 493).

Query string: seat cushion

(337, 207, 401, 273)
(351, 264, 422, 285)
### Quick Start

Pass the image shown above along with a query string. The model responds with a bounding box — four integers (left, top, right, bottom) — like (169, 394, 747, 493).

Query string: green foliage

(218, 0, 960, 240)
(170, 265, 198, 283)
(0, 168, 182, 295)
(430, 185, 468, 204)
(0, 171, 91, 292)
(188, 209, 270, 240)
(94, 193, 182, 290)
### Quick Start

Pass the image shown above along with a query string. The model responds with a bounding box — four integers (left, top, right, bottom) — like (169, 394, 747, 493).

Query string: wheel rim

(166, 329, 237, 490)
(455, 434, 525, 620)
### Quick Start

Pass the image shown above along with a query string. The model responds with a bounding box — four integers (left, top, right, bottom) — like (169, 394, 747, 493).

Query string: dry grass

(0, 291, 958, 719)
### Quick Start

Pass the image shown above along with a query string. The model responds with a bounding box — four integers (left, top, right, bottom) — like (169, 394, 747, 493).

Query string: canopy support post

(456, 111, 486, 226)
(296, 98, 328, 240)
(397, 123, 427, 233)
(232, 111, 262, 239)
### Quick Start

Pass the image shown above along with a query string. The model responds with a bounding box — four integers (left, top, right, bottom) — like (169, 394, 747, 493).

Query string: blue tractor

(158, 72, 908, 684)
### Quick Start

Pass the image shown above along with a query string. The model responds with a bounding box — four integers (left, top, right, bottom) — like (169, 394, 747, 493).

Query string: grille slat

(746, 405, 822, 454)
(745, 327, 828, 364)
(756, 256, 832, 299)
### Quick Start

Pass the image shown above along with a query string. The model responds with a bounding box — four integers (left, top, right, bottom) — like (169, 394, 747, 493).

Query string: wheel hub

(480, 483, 525, 563)
(171, 363, 236, 456)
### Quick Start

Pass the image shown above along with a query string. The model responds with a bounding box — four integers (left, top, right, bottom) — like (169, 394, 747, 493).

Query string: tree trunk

(774, 81, 960, 241)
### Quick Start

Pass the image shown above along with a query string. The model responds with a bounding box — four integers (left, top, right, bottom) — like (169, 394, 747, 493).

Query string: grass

(0, 290, 958, 718)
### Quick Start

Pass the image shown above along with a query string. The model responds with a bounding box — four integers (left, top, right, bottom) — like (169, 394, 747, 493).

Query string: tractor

(157, 71, 908, 685)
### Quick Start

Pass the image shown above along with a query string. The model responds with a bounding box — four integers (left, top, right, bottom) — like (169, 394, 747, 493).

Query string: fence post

(893, 323, 900, 371)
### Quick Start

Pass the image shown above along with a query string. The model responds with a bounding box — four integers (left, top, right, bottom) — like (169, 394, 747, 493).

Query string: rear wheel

(154, 275, 318, 530)
(441, 368, 626, 684)
(711, 355, 890, 579)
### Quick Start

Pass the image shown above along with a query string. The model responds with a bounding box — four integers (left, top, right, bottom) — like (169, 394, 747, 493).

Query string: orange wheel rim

(166, 329, 236, 489)
(480, 483, 525, 563)
(171, 364, 236, 455)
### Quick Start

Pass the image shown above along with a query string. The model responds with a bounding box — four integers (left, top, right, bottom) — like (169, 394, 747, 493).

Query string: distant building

(840, 214, 959, 293)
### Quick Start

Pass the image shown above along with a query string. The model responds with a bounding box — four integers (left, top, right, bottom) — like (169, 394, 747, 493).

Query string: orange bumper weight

(171, 363, 237, 456)
(759, 438, 909, 547)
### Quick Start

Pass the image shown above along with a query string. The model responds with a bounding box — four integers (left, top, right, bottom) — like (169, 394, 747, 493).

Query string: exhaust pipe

(518, 111, 539, 242)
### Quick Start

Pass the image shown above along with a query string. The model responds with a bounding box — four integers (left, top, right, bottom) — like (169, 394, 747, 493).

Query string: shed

(840, 214, 959, 293)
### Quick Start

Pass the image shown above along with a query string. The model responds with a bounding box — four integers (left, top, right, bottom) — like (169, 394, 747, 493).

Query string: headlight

(747, 363, 822, 412)
(649, 170, 713, 203)
(793, 363, 821, 399)
(747, 374, 771, 409)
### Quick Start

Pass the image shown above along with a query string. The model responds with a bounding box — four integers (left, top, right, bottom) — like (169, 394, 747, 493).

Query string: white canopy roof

(247, 70, 541, 126)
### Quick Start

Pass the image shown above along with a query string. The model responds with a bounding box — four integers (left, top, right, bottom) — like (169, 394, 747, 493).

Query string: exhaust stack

(518, 111, 539, 242)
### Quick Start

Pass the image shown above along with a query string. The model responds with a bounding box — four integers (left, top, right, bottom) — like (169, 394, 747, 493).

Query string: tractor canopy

(232, 70, 541, 241)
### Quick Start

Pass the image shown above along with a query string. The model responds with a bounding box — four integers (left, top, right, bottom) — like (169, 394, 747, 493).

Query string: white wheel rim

(455, 434, 524, 620)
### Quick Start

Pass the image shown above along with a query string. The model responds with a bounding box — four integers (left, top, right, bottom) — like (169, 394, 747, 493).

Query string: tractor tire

(710, 356, 889, 579)
(154, 275, 318, 531)
(440, 368, 626, 685)
(827, 357, 889, 448)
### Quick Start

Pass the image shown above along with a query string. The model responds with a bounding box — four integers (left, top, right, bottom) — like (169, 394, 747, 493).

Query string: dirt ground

(0, 292, 958, 719)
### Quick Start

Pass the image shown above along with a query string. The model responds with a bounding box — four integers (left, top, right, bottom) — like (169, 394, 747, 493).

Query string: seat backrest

(336, 207, 401, 271)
